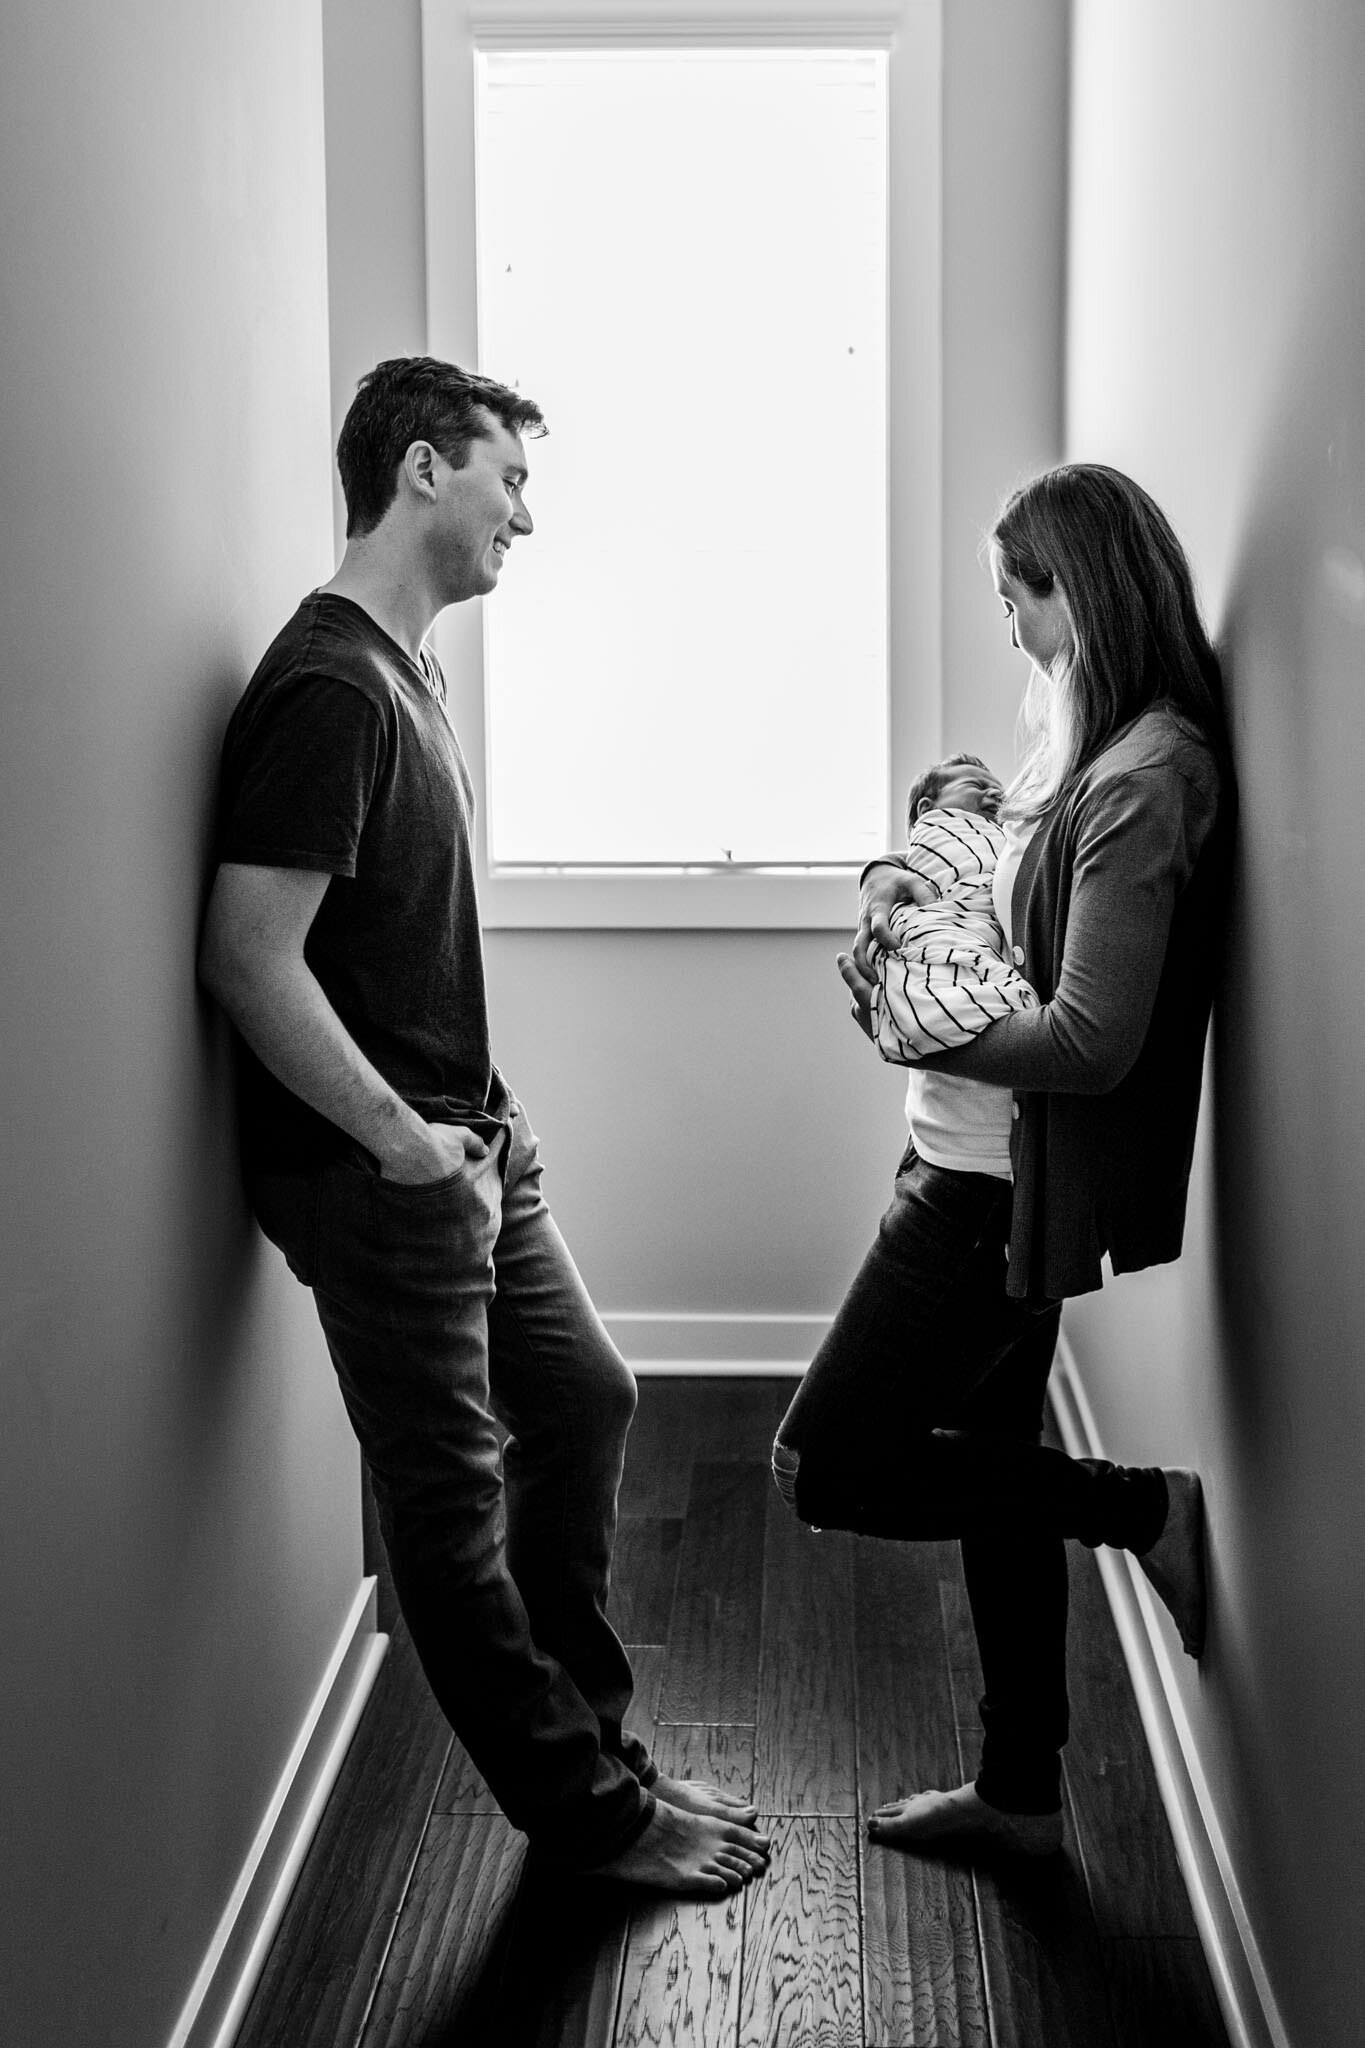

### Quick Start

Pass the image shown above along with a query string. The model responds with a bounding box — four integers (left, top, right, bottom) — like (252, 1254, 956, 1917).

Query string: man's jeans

(772, 1147, 1166, 1815)
(249, 1100, 655, 1866)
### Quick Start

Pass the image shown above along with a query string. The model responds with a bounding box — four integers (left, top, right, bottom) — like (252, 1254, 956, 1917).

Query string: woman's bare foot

(595, 1800, 771, 1897)
(1137, 1467, 1206, 1657)
(867, 1783, 1062, 1858)
(651, 1772, 759, 1826)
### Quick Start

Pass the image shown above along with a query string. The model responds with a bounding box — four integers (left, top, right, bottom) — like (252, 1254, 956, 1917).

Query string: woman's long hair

(991, 464, 1227, 818)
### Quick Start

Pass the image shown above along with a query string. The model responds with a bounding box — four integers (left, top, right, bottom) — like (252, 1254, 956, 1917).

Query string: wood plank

(234, 1622, 452, 2048)
(680, 1379, 794, 1463)
(856, 1537, 971, 1805)
(860, 1834, 990, 2048)
(754, 1489, 857, 1815)
(500, 1724, 757, 2048)
(737, 1818, 861, 2048)
(488, 1853, 634, 2048)
(658, 1462, 769, 1724)
(1063, 1540, 1202, 1938)
(358, 1813, 527, 2045)
(638, 1378, 793, 1459)
(619, 1383, 697, 1517)
(611, 1516, 683, 1646)
(965, 1838, 1119, 2048)
(1100, 1936, 1230, 2048)
(651, 1721, 756, 1803)
(941, 1590, 1117, 2048)
(855, 1537, 986, 2046)
(612, 1723, 758, 2047)
(631, 1643, 667, 1732)
(432, 1733, 499, 1815)
(614, 1886, 746, 2048)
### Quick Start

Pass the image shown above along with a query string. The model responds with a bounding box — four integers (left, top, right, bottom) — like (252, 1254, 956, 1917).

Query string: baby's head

(905, 753, 1004, 835)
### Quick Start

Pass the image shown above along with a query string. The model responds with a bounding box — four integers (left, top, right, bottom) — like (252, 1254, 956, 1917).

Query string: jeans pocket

(879, 1156, 1008, 1286)
(370, 1162, 471, 1202)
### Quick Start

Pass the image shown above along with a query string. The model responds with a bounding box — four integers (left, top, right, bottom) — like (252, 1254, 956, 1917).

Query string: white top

(904, 814, 1037, 1178)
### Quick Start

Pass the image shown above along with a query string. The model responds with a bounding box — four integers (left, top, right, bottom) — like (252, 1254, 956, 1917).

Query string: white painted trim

(604, 1309, 829, 1372)
(166, 1580, 388, 2048)
(466, 2, 908, 43)
(630, 1359, 808, 1377)
(1050, 1340, 1292, 2048)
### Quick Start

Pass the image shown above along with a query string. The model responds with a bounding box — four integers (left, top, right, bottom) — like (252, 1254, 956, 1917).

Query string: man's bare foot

(596, 1799, 771, 1897)
(651, 1772, 759, 1826)
(867, 1783, 1062, 1858)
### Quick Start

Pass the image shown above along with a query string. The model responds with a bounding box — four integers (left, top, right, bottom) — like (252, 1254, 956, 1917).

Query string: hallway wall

(0, 5, 365, 2045)
(1061, 3, 1365, 2042)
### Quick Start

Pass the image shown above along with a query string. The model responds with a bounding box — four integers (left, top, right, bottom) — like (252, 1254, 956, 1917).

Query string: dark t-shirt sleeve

(219, 675, 385, 876)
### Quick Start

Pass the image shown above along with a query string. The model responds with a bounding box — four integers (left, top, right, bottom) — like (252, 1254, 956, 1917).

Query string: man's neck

(320, 543, 440, 665)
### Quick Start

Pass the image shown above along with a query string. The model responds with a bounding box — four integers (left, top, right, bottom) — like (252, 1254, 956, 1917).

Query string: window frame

(421, 0, 943, 929)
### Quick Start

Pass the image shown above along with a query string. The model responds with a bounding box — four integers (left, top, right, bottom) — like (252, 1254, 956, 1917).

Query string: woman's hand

(852, 862, 936, 976)
(837, 949, 878, 1039)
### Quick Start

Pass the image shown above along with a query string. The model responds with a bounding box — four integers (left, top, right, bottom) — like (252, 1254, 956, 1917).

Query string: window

(476, 47, 888, 869)
(421, 3, 940, 926)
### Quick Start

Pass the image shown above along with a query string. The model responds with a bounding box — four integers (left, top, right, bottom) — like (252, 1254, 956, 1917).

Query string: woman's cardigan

(877, 706, 1230, 1300)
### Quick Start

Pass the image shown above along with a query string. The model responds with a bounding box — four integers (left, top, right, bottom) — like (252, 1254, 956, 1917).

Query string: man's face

(430, 411, 533, 601)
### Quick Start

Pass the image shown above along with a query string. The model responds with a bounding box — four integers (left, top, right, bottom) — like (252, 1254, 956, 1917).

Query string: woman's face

(990, 545, 1074, 672)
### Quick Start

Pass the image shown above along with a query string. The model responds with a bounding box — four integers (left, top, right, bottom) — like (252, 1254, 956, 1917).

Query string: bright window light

(474, 47, 889, 867)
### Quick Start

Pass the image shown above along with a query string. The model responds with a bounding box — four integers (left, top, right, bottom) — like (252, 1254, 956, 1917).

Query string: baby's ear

(914, 796, 933, 819)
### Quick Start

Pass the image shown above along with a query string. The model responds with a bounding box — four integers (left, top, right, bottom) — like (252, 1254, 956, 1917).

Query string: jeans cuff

(974, 1767, 1062, 1816)
(575, 1788, 656, 1868)
(611, 1724, 657, 1788)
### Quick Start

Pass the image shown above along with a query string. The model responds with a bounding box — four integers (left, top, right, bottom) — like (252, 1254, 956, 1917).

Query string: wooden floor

(237, 1379, 1230, 2048)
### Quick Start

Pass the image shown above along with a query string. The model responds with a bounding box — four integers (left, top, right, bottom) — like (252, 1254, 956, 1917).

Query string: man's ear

(402, 440, 441, 503)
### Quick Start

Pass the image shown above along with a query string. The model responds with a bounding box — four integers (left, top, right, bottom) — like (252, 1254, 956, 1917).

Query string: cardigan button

(1012, 1103, 1020, 1120)
(1012, 944, 1025, 966)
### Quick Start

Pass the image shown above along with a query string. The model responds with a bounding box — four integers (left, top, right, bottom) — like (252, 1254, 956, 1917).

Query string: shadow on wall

(142, 653, 274, 1500)
(1212, 187, 1365, 1479)
(1204, 187, 1365, 2035)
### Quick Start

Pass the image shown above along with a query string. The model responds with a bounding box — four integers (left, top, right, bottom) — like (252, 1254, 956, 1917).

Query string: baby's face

(922, 766, 1004, 820)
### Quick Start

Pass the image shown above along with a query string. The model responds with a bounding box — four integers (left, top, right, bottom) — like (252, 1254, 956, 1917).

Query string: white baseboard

(1050, 1340, 1292, 2048)
(604, 1311, 827, 1375)
(166, 1578, 388, 2048)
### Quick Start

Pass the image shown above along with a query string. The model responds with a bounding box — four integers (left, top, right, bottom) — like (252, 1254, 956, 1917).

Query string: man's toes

(724, 1820, 770, 1848)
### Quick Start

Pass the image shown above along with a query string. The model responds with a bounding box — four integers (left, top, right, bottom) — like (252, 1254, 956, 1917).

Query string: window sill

(478, 865, 862, 928)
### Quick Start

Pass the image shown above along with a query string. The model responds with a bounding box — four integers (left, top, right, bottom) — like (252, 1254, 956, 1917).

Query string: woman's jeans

(773, 1147, 1166, 1815)
(248, 1101, 655, 1866)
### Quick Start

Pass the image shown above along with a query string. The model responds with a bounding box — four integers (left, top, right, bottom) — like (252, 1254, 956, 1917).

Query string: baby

(869, 752, 1038, 1064)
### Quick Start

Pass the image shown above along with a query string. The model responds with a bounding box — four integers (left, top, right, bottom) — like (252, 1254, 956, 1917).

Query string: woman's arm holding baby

(844, 765, 1217, 1093)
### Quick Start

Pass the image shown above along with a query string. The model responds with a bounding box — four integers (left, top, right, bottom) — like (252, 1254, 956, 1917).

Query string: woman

(773, 464, 1231, 1855)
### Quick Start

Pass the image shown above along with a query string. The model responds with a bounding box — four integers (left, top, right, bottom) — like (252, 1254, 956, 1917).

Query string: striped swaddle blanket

(871, 808, 1038, 1061)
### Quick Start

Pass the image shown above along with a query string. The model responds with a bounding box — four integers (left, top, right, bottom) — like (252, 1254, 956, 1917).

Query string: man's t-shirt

(216, 591, 505, 1169)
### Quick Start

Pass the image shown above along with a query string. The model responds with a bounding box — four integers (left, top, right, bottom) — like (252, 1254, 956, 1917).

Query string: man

(199, 356, 768, 1894)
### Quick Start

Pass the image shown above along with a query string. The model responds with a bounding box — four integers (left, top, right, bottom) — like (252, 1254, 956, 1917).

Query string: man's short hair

(336, 356, 546, 538)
